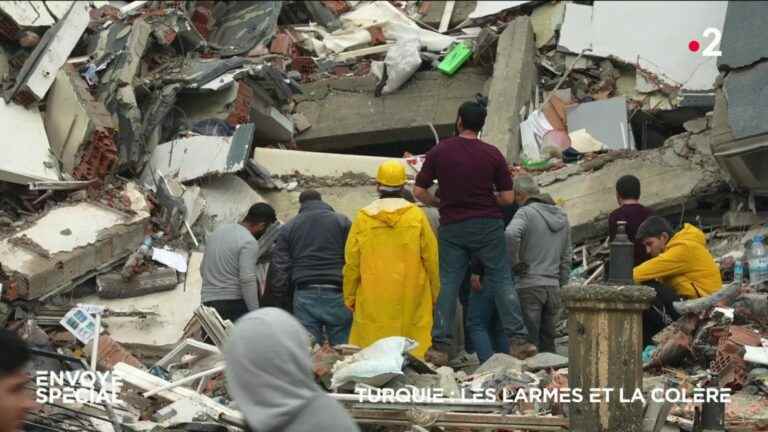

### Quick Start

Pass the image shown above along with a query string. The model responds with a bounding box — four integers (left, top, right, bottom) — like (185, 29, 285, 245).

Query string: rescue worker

(633, 216, 722, 345)
(224, 308, 359, 432)
(343, 160, 440, 359)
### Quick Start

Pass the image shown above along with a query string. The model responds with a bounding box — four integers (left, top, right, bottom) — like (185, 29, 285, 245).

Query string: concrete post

(562, 284, 656, 432)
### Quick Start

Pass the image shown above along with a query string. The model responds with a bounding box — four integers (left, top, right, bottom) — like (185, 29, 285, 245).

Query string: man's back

(507, 200, 571, 289)
(609, 203, 653, 264)
(281, 200, 350, 285)
(415, 136, 512, 225)
(201, 224, 258, 303)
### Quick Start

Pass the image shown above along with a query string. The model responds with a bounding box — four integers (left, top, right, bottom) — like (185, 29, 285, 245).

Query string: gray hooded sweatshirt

(505, 198, 572, 289)
(224, 308, 360, 432)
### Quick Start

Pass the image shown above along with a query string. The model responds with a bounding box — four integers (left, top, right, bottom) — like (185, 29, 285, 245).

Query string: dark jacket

(269, 200, 352, 310)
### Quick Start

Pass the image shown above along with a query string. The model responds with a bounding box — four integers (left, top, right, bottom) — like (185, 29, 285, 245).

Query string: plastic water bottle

(748, 235, 768, 286)
(734, 260, 744, 286)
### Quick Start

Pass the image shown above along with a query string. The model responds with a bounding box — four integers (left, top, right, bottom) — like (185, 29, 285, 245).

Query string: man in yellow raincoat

(343, 160, 440, 359)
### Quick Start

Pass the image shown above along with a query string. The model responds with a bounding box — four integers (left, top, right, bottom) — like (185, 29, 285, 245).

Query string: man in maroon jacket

(609, 175, 654, 265)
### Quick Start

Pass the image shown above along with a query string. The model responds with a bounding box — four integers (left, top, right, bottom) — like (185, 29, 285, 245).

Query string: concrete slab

(558, 2, 727, 91)
(253, 148, 407, 178)
(539, 136, 725, 243)
(295, 69, 489, 152)
(0, 196, 149, 299)
(0, 99, 60, 184)
(197, 176, 266, 235)
(45, 65, 116, 176)
(81, 252, 203, 348)
(263, 186, 378, 224)
(0, 1, 92, 26)
(7, 1, 91, 102)
(530, 1, 566, 48)
(144, 123, 254, 184)
(483, 17, 537, 162)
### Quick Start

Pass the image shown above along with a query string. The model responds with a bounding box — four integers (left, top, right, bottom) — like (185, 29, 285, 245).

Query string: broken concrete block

(45, 65, 118, 179)
(683, 117, 709, 134)
(6, 1, 91, 104)
(523, 352, 568, 371)
(292, 112, 312, 134)
(483, 17, 537, 162)
(96, 268, 179, 299)
(295, 69, 488, 152)
(144, 123, 255, 184)
(80, 253, 203, 348)
(206, 1, 281, 57)
(474, 353, 525, 376)
(0, 198, 150, 300)
(436, 366, 460, 398)
(0, 98, 61, 184)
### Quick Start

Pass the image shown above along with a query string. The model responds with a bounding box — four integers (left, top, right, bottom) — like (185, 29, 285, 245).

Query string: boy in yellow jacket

(633, 216, 722, 345)
(343, 161, 440, 359)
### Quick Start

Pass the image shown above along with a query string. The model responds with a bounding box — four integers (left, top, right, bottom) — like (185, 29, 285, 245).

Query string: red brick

(270, 32, 293, 55)
(366, 25, 386, 46)
(322, 0, 351, 15)
(225, 83, 255, 126)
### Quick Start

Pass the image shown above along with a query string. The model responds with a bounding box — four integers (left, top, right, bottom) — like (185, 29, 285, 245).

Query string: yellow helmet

(376, 160, 406, 187)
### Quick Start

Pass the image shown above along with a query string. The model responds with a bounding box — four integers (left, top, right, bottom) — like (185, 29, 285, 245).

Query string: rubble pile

(0, 0, 765, 431)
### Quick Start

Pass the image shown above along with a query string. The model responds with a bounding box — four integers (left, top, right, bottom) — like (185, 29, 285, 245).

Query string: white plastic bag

(376, 38, 422, 95)
(330, 336, 418, 389)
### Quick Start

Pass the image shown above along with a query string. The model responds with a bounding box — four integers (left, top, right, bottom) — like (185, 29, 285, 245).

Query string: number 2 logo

(701, 27, 722, 57)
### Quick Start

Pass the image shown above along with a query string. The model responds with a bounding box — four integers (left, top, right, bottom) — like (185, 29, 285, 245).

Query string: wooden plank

(348, 408, 568, 429)
(438, 0, 456, 33)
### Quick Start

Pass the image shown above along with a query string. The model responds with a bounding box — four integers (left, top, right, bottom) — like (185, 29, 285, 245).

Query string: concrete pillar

(562, 284, 656, 432)
(482, 16, 537, 163)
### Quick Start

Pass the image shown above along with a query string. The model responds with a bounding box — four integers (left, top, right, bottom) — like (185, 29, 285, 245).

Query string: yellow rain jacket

(633, 223, 722, 299)
(343, 198, 439, 359)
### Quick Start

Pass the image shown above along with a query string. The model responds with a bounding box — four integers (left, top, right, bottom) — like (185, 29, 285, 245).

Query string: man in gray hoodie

(505, 174, 572, 353)
(224, 308, 359, 432)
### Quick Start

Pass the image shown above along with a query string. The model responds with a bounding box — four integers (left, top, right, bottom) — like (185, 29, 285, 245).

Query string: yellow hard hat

(376, 160, 406, 187)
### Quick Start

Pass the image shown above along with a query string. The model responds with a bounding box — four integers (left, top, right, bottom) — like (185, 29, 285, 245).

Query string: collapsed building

(0, 1, 766, 431)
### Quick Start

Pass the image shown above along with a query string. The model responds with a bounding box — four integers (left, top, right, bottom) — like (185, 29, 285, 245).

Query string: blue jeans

(293, 286, 352, 346)
(467, 281, 510, 363)
(432, 218, 527, 352)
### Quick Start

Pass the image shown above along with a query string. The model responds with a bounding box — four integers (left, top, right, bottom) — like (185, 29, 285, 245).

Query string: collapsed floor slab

(0, 99, 61, 184)
(0, 194, 150, 299)
(253, 147, 407, 177)
(539, 132, 726, 243)
(294, 69, 489, 152)
(81, 252, 202, 348)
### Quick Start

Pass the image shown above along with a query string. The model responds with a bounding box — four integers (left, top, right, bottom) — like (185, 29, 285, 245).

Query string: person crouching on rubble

(0, 329, 35, 432)
(633, 216, 722, 346)
(224, 308, 359, 432)
(343, 160, 440, 359)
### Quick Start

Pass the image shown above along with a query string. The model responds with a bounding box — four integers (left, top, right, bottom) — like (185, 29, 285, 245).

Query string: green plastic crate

(438, 42, 472, 76)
